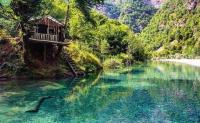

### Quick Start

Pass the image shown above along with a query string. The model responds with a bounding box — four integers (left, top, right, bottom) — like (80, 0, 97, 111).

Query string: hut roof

(29, 16, 64, 27)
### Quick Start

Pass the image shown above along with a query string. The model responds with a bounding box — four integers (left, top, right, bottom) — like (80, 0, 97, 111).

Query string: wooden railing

(30, 33, 59, 41)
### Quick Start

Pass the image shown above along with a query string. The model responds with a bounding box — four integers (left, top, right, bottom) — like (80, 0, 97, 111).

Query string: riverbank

(157, 59, 200, 67)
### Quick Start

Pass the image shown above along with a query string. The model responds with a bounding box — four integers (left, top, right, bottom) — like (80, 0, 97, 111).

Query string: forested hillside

(96, 0, 163, 32)
(140, 0, 200, 58)
(118, 0, 157, 32)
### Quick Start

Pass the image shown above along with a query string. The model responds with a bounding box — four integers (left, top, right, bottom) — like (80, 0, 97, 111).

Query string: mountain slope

(140, 0, 200, 58)
(96, 0, 160, 32)
(118, 0, 157, 32)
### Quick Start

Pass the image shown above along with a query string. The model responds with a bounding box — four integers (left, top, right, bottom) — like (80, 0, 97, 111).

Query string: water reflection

(0, 62, 200, 122)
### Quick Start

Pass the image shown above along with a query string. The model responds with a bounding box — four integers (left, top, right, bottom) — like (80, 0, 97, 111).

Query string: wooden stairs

(63, 53, 85, 77)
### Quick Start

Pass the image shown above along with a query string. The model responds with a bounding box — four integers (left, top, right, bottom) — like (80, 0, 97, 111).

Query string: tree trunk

(64, 2, 70, 39)
(20, 22, 30, 64)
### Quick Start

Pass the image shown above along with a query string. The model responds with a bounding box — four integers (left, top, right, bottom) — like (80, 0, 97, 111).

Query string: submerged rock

(187, 0, 198, 10)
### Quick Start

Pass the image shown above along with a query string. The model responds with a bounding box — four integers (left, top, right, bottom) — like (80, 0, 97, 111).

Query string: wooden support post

(36, 24, 38, 33)
(56, 26, 58, 41)
(47, 19, 49, 34)
(34, 26, 36, 34)
(56, 26, 57, 35)
(43, 44, 47, 62)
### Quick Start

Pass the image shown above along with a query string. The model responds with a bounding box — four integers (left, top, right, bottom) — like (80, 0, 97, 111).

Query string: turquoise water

(1, 62, 200, 123)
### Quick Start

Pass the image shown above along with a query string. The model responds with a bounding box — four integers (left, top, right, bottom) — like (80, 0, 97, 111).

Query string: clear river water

(0, 62, 200, 123)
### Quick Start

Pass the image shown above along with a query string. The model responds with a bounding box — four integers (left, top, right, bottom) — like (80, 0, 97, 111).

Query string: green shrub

(65, 41, 102, 72)
(0, 29, 8, 39)
(103, 53, 133, 69)
(103, 57, 122, 69)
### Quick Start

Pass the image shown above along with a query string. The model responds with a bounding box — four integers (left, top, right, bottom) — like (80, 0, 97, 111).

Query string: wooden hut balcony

(29, 33, 68, 45)
(30, 33, 59, 42)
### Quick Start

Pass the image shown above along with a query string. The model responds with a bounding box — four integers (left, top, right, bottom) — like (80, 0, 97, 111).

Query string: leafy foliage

(66, 41, 102, 72)
(0, 18, 17, 36)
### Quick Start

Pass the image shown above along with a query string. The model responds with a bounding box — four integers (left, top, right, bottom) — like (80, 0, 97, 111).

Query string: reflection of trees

(62, 72, 135, 122)
(61, 70, 156, 122)
(65, 72, 102, 102)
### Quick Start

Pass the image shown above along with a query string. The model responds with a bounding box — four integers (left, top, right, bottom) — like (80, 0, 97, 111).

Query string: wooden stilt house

(25, 16, 68, 62)
(23, 16, 84, 76)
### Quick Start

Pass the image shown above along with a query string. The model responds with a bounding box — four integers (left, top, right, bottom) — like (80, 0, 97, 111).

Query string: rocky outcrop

(105, 0, 166, 8)
(187, 0, 198, 10)
(144, 0, 166, 8)
(95, 3, 120, 19)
